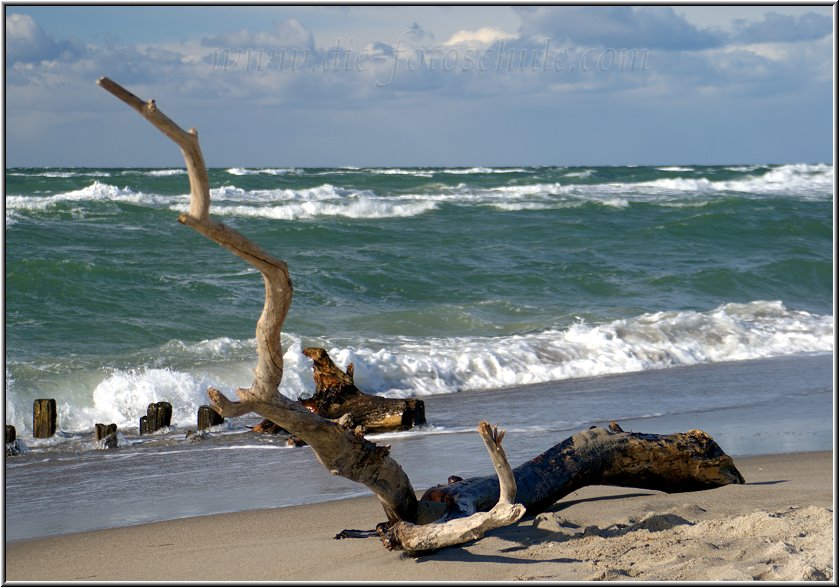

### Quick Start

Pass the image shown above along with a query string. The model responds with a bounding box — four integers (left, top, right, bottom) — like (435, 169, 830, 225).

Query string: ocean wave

(5, 181, 184, 212)
(656, 166, 695, 172)
(6, 164, 831, 224)
(7, 300, 829, 434)
(364, 168, 435, 177)
(225, 167, 298, 176)
(562, 169, 594, 179)
(631, 163, 832, 199)
(169, 183, 439, 220)
(438, 167, 529, 174)
(173, 198, 438, 220)
(144, 169, 187, 176)
(6, 170, 112, 178)
(326, 300, 833, 399)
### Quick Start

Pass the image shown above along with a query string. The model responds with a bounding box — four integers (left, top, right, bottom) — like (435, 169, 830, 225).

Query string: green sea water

(4, 163, 834, 433)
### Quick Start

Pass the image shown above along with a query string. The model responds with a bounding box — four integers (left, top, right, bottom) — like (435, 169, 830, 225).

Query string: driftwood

(252, 348, 425, 435)
(420, 421, 745, 520)
(301, 347, 425, 432)
(99, 78, 745, 554)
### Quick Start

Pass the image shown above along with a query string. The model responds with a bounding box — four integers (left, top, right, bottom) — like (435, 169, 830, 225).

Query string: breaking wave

(5, 301, 831, 433)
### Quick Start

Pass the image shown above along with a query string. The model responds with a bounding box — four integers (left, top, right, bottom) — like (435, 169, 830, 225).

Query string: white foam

(4, 302, 831, 434)
(289, 301, 833, 399)
(145, 169, 186, 176)
(364, 168, 435, 178)
(563, 170, 594, 178)
(7, 171, 112, 178)
(225, 167, 297, 176)
(631, 163, 833, 199)
(440, 167, 529, 174)
(5, 181, 185, 212)
(656, 166, 695, 172)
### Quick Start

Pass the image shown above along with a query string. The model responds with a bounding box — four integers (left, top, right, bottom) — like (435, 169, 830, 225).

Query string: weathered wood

(140, 402, 172, 434)
(301, 347, 426, 432)
(6, 425, 16, 444)
(94, 423, 117, 441)
(252, 418, 286, 434)
(98, 76, 292, 406)
(141, 402, 172, 434)
(420, 422, 745, 520)
(95, 423, 118, 448)
(101, 78, 746, 555)
(197, 405, 224, 430)
(209, 388, 419, 524)
(380, 422, 526, 553)
(33, 399, 57, 438)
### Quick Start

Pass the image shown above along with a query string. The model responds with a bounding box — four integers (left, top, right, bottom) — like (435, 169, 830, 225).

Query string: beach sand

(5, 450, 833, 582)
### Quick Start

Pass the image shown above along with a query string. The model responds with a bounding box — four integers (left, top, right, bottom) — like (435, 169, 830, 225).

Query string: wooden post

(197, 405, 224, 430)
(33, 399, 57, 438)
(140, 402, 173, 434)
(6, 425, 16, 444)
(95, 423, 118, 448)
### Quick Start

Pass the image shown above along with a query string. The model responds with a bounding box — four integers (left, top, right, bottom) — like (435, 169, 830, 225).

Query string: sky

(3, 4, 835, 167)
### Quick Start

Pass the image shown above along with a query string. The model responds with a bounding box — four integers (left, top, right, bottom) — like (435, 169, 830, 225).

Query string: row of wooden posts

(5, 398, 225, 443)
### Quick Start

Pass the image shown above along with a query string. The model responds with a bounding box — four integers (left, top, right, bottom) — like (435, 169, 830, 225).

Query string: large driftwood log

(301, 347, 425, 432)
(420, 421, 745, 520)
(100, 78, 745, 555)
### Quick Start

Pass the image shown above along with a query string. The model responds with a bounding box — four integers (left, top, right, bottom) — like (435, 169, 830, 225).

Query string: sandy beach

(5, 450, 833, 582)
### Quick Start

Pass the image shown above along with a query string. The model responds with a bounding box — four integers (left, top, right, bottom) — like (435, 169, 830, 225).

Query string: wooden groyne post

(140, 401, 173, 434)
(6, 425, 16, 444)
(95, 423, 119, 448)
(33, 399, 57, 438)
(197, 405, 224, 430)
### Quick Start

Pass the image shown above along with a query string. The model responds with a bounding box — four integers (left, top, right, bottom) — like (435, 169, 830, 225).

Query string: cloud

(5, 13, 84, 64)
(444, 27, 516, 47)
(201, 18, 315, 50)
(731, 12, 832, 44)
(515, 6, 722, 51)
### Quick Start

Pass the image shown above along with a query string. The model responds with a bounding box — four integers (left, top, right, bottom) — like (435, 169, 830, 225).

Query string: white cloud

(444, 27, 516, 47)
(5, 13, 84, 64)
(515, 6, 722, 51)
(4, 9, 833, 166)
(201, 18, 315, 51)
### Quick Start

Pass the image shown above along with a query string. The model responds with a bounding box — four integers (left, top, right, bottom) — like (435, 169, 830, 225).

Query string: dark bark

(301, 347, 425, 432)
(420, 422, 745, 521)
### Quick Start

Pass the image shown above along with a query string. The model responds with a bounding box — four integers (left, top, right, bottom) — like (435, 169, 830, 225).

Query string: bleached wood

(99, 77, 417, 524)
(97, 76, 290, 403)
(380, 422, 526, 553)
(99, 78, 746, 553)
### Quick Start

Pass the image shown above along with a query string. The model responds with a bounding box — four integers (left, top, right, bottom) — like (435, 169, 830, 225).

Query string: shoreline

(4, 353, 833, 545)
(5, 450, 834, 581)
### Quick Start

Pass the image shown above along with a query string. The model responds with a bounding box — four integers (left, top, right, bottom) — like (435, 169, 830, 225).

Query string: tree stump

(5, 425, 16, 444)
(140, 402, 173, 434)
(33, 399, 57, 438)
(301, 348, 426, 432)
(197, 405, 224, 430)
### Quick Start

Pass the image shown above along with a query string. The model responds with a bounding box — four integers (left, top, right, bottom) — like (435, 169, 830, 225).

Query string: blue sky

(4, 5, 834, 167)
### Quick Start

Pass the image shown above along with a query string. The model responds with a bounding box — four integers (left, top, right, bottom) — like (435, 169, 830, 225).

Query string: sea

(4, 163, 835, 542)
